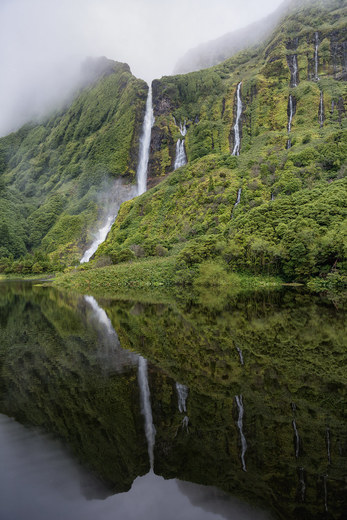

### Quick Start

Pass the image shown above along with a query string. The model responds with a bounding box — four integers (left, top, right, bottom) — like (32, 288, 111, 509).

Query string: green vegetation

(0, 58, 147, 268)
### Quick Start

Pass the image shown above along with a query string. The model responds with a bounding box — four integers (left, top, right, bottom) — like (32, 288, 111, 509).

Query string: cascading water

(232, 82, 242, 156)
(236, 347, 244, 366)
(314, 32, 319, 81)
(235, 395, 247, 471)
(292, 55, 298, 87)
(323, 475, 328, 512)
(174, 120, 187, 170)
(138, 356, 156, 469)
(232, 188, 242, 217)
(137, 86, 154, 196)
(319, 91, 324, 128)
(176, 383, 189, 413)
(80, 182, 137, 263)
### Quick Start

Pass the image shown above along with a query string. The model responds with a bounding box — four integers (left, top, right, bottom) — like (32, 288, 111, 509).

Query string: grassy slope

(91, 0, 346, 284)
(0, 59, 147, 265)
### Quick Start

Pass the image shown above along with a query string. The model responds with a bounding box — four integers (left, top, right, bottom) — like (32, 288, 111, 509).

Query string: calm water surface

(0, 281, 346, 520)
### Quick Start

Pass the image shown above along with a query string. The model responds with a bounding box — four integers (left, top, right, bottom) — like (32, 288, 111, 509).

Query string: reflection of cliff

(106, 290, 347, 520)
(0, 282, 149, 493)
(0, 283, 346, 519)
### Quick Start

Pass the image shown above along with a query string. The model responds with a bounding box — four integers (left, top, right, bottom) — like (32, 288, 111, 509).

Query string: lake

(0, 281, 346, 520)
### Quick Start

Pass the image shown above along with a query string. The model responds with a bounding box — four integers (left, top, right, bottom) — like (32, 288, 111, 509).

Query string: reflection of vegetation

(0, 282, 346, 519)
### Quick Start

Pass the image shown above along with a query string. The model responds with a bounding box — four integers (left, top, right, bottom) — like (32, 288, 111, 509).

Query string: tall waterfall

(314, 32, 319, 81)
(176, 383, 189, 413)
(319, 91, 324, 128)
(235, 395, 247, 471)
(80, 84, 154, 263)
(174, 121, 187, 170)
(232, 82, 242, 156)
(137, 86, 154, 196)
(232, 188, 242, 217)
(138, 356, 156, 469)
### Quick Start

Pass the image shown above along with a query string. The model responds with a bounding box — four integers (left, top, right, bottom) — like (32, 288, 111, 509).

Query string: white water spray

(235, 395, 247, 472)
(179, 120, 187, 137)
(137, 86, 154, 196)
(174, 140, 187, 170)
(176, 383, 189, 413)
(138, 356, 156, 469)
(232, 82, 242, 156)
(314, 32, 319, 81)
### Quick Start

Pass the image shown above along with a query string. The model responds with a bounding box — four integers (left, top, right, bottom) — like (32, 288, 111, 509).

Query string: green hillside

(0, 58, 147, 270)
(94, 0, 347, 284)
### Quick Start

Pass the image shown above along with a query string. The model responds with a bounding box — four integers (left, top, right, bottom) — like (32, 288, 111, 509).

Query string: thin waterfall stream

(137, 86, 154, 196)
(232, 82, 242, 156)
(314, 32, 319, 81)
(174, 121, 187, 170)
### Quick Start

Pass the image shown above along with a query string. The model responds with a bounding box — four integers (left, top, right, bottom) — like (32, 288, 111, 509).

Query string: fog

(0, 0, 284, 136)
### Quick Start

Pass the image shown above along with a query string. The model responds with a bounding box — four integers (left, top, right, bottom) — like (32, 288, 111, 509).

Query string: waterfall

(176, 383, 189, 413)
(236, 347, 244, 366)
(326, 428, 331, 465)
(138, 356, 156, 469)
(235, 395, 247, 471)
(314, 32, 319, 81)
(232, 82, 242, 156)
(271, 192, 275, 201)
(292, 55, 298, 87)
(179, 120, 187, 137)
(287, 95, 296, 150)
(319, 91, 324, 128)
(232, 188, 242, 215)
(137, 86, 154, 196)
(182, 416, 189, 432)
(174, 140, 187, 170)
(80, 85, 154, 263)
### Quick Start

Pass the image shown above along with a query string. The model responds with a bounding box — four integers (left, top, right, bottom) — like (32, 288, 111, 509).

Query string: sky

(0, 0, 284, 136)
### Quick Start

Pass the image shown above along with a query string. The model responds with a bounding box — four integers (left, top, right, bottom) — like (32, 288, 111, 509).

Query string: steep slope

(96, 0, 346, 283)
(0, 58, 147, 268)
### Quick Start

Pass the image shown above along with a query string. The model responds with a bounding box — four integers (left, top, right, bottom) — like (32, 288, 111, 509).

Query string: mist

(0, 0, 284, 137)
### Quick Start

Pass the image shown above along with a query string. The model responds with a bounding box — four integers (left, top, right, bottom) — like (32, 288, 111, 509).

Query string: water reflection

(0, 281, 346, 520)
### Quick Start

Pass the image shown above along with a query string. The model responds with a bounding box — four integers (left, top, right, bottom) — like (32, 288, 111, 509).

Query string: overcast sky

(0, 0, 284, 136)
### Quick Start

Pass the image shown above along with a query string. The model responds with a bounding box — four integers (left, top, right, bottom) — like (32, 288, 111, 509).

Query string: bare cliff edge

(0, 58, 148, 265)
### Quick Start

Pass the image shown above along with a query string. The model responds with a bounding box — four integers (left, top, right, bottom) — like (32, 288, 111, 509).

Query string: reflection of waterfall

(236, 347, 244, 366)
(326, 428, 331, 465)
(138, 356, 155, 469)
(235, 395, 247, 472)
(314, 32, 319, 81)
(84, 295, 114, 335)
(319, 91, 324, 128)
(232, 82, 242, 156)
(291, 403, 300, 458)
(176, 383, 189, 413)
(137, 86, 154, 196)
(298, 467, 306, 502)
(323, 475, 328, 512)
(80, 181, 137, 263)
